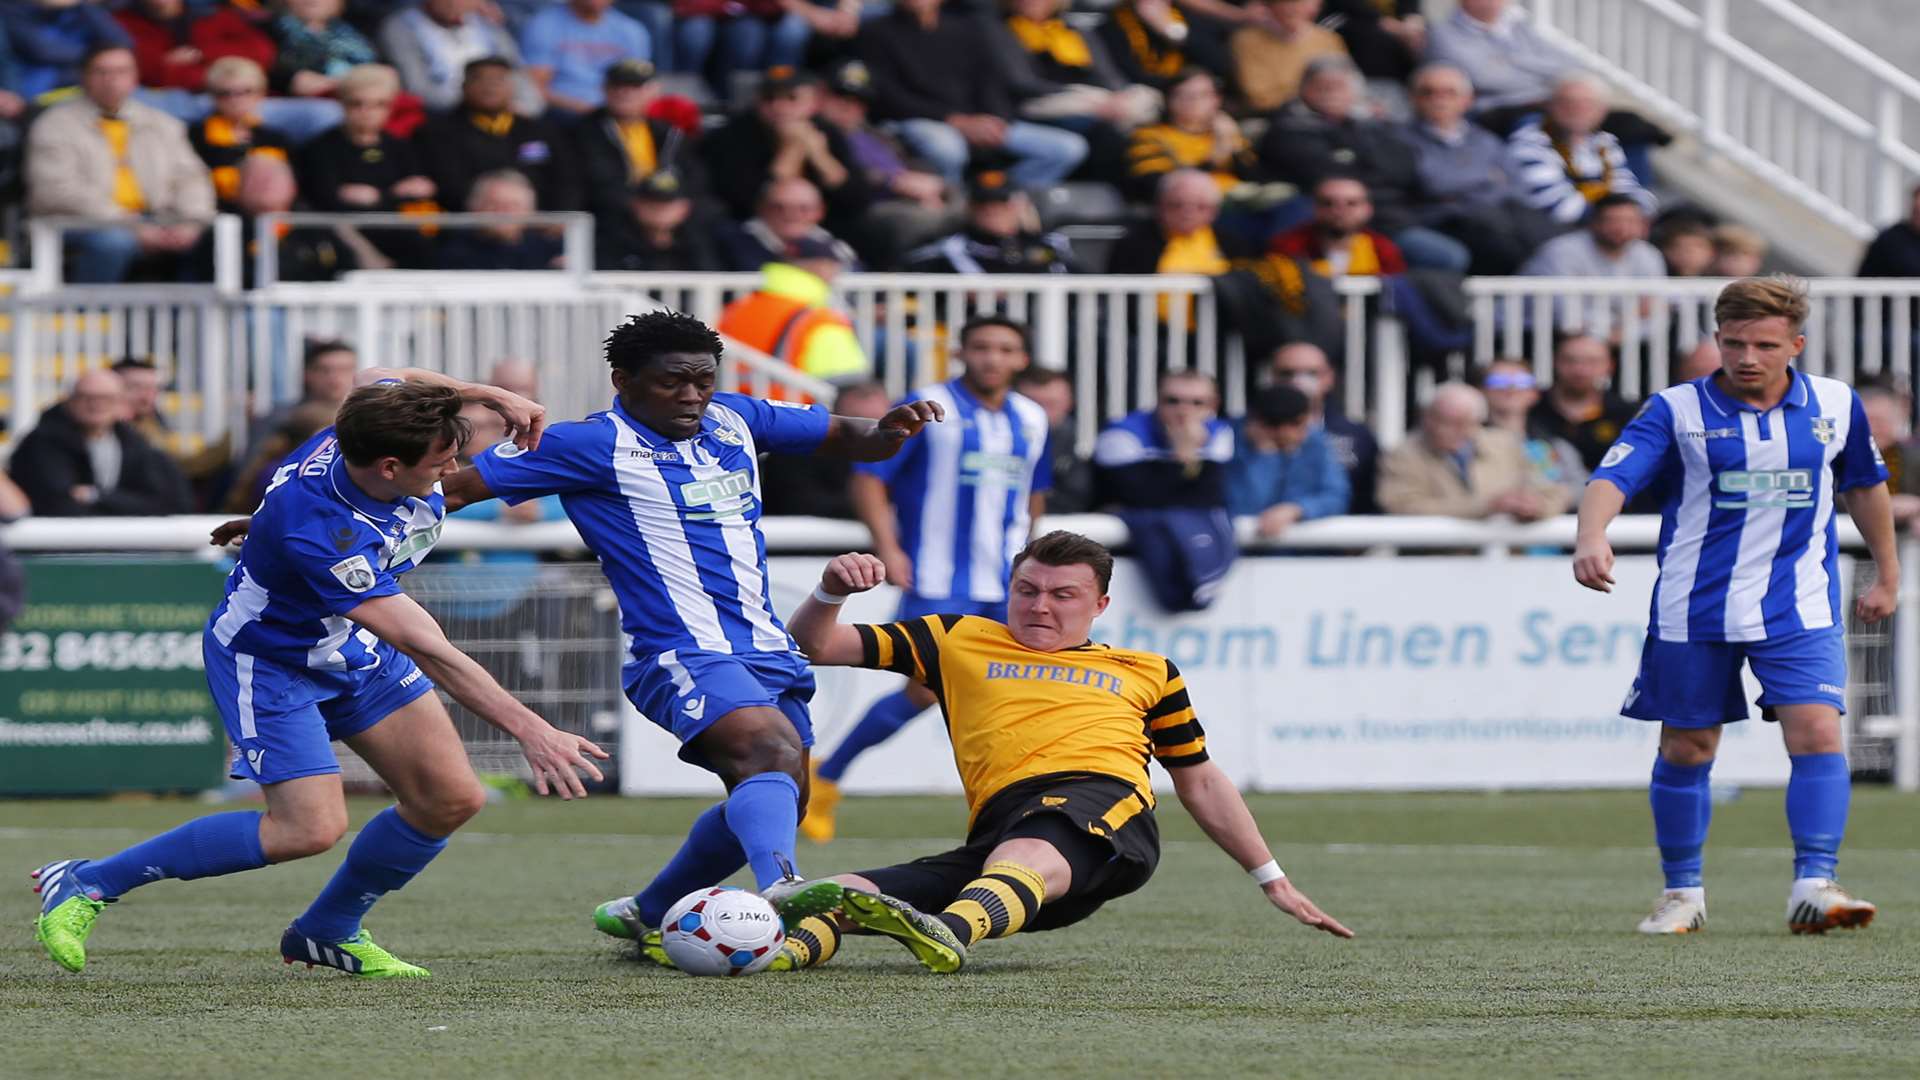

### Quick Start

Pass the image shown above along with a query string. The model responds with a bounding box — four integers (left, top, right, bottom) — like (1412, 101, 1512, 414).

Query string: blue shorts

(624, 648, 816, 771)
(204, 637, 437, 785)
(1622, 626, 1847, 729)
(897, 593, 1005, 622)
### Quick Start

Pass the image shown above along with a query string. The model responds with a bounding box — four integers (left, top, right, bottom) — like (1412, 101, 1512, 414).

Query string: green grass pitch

(4, 789, 1918, 1078)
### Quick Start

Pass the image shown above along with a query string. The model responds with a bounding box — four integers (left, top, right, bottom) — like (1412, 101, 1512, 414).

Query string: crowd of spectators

(0, 0, 1696, 294)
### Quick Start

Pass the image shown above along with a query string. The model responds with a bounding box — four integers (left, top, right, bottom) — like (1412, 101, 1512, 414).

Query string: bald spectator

(1108, 168, 1254, 277)
(228, 153, 361, 284)
(1229, 0, 1347, 113)
(1673, 339, 1720, 384)
(27, 45, 215, 283)
(1267, 341, 1379, 513)
(721, 175, 860, 271)
(1378, 382, 1567, 520)
(437, 169, 564, 270)
(1397, 62, 1556, 275)
(1507, 73, 1654, 226)
(8, 370, 193, 517)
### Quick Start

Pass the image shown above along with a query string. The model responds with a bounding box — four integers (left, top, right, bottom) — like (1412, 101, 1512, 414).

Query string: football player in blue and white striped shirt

(800, 315, 1053, 843)
(1575, 276, 1901, 936)
(32, 374, 608, 978)
(432, 312, 940, 954)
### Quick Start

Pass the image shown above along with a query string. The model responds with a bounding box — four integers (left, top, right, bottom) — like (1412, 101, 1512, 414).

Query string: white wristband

(811, 585, 848, 606)
(1250, 860, 1286, 886)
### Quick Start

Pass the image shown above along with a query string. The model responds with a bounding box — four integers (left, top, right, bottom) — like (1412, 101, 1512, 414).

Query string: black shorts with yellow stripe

(857, 772, 1160, 932)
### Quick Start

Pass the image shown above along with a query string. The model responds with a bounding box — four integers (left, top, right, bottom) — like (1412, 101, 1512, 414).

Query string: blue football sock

(819, 690, 925, 782)
(76, 811, 267, 899)
(634, 802, 746, 927)
(292, 807, 447, 944)
(725, 771, 801, 890)
(1786, 752, 1850, 880)
(1649, 756, 1713, 889)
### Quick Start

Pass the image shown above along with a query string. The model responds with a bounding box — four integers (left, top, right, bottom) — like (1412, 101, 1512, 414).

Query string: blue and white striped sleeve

(1507, 131, 1589, 224)
(1588, 396, 1677, 501)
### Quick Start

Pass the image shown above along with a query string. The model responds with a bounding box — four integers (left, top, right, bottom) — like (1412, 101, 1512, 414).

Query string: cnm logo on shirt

(1714, 469, 1814, 510)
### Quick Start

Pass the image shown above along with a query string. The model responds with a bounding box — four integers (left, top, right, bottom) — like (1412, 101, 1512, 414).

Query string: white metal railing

(1527, 0, 1920, 238)
(1464, 276, 1920, 398)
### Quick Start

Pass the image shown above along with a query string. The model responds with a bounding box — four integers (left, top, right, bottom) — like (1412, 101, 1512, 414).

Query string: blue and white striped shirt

(207, 427, 447, 671)
(1590, 370, 1888, 643)
(474, 393, 830, 659)
(855, 379, 1052, 603)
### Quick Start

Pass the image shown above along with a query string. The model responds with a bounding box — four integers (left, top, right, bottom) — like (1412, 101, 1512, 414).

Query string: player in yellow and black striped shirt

(771, 531, 1351, 973)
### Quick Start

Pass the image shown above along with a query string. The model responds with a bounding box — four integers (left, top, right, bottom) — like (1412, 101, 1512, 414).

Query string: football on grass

(660, 887, 786, 976)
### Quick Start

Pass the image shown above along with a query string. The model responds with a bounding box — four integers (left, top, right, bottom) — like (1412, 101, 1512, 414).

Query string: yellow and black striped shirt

(855, 614, 1208, 824)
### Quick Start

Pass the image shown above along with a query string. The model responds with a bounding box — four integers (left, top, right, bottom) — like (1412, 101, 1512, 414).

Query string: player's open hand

(1263, 879, 1353, 939)
(482, 387, 548, 452)
(1572, 535, 1615, 593)
(822, 552, 887, 598)
(519, 724, 610, 799)
(878, 400, 944, 442)
(1856, 575, 1899, 624)
(209, 516, 253, 547)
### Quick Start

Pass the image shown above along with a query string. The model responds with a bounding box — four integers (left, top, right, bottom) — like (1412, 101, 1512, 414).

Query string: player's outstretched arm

(814, 401, 945, 462)
(788, 552, 887, 666)
(1841, 482, 1901, 622)
(357, 367, 547, 452)
(1169, 759, 1354, 939)
(347, 592, 609, 798)
(1572, 479, 1626, 593)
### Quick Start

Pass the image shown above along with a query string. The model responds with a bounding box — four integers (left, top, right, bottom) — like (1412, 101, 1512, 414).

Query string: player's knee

(407, 782, 488, 836)
(267, 810, 348, 861)
(1658, 727, 1719, 766)
(709, 715, 805, 785)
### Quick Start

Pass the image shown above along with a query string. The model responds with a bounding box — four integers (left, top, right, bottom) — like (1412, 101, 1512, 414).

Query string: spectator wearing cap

(520, 0, 651, 116)
(1, 0, 131, 100)
(116, 0, 273, 96)
(815, 57, 951, 264)
(189, 56, 291, 213)
(719, 174, 860, 271)
(1269, 175, 1406, 279)
(669, 0, 860, 98)
(381, 0, 541, 115)
(1261, 56, 1469, 272)
(1229, 0, 1347, 114)
(1267, 341, 1379, 513)
(1095, 0, 1235, 93)
(597, 167, 725, 270)
(1225, 382, 1349, 538)
(905, 170, 1075, 273)
(1378, 382, 1567, 520)
(1396, 62, 1556, 275)
(437, 168, 564, 269)
(26, 45, 215, 283)
(268, 0, 379, 100)
(699, 67, 870, 241)
(856, 0, 1086, 191)
(7, 368, 193, 518)
(1109, 168, 1252, 279)
(1477, 357, 1586, 499)
(575, 57, 702, 219)
(417, 56, 580, 212)
(1122, 68, 1255, 203)
(1506, 73, 1655, 226)
(718, 245, 870, 396)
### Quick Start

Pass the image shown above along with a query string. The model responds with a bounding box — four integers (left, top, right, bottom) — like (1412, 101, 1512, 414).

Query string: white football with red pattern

(660, 886, 786, 977)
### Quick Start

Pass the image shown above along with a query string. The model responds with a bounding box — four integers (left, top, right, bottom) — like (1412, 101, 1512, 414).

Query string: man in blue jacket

(1225, 383, 1350, 539)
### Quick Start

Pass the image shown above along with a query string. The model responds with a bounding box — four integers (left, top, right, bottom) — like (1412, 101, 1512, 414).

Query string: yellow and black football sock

(781, 914, 841, 968)
(935, 861, 1047, 945)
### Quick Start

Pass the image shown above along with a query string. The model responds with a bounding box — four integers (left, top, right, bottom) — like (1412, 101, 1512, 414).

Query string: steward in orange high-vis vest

(718, 254, 871, 401)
